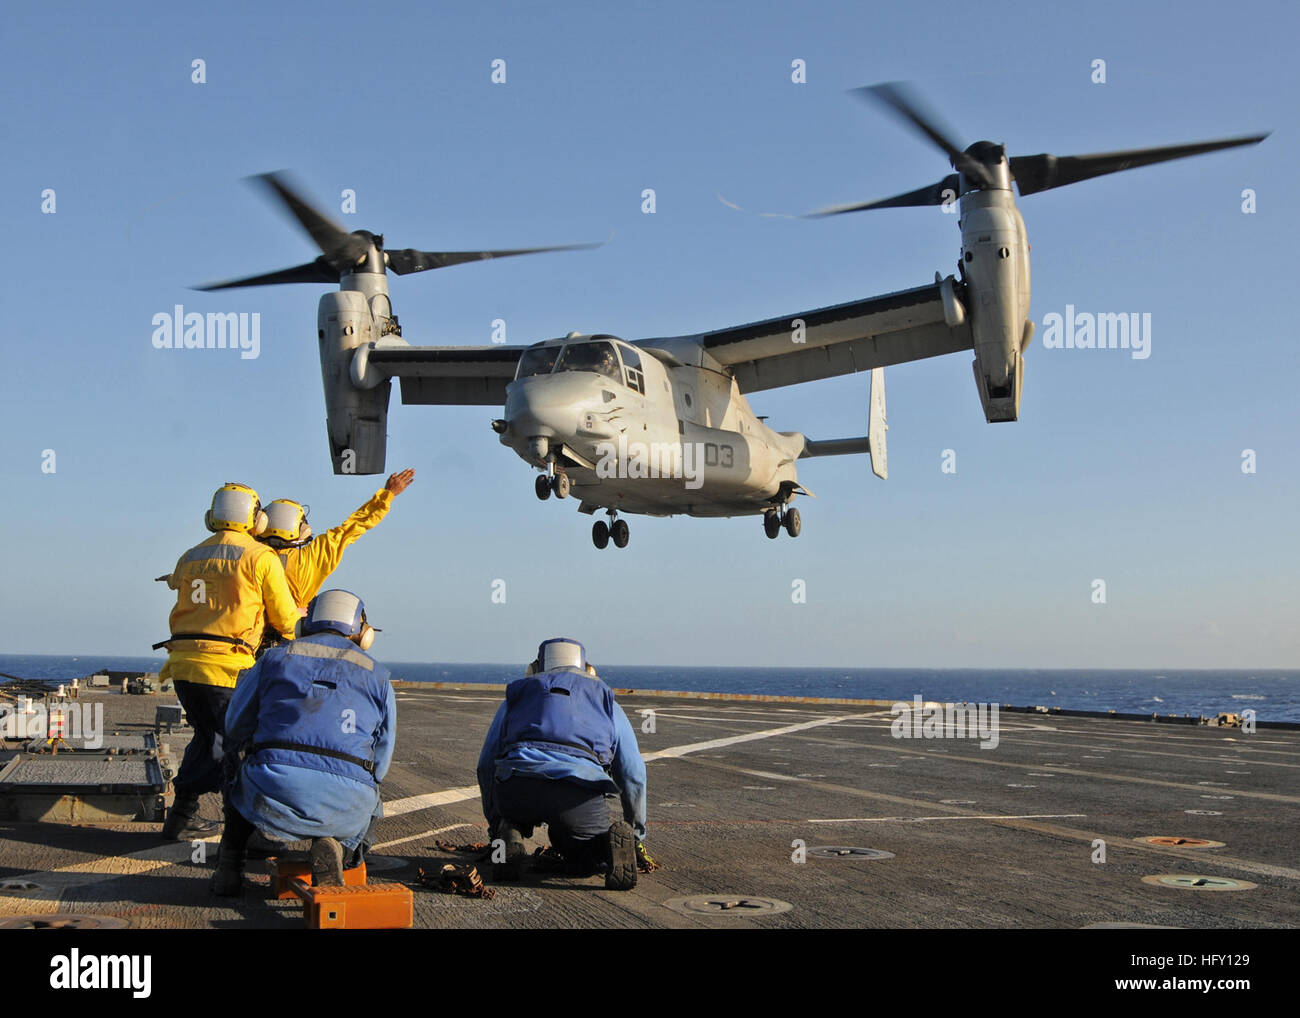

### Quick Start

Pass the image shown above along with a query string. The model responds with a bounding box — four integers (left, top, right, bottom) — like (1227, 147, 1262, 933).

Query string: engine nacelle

(959, 187, 1031, 423)
(318, 290, 391, 474)
(973, 350, 1023, 423)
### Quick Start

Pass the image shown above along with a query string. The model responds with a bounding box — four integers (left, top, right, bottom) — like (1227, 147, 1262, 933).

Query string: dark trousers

(494, 775, 612, 866)
(222, 798, 375, 869)
(172, 680, 235, 799)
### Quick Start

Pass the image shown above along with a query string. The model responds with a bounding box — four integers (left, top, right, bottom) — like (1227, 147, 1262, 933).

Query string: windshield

(554, 341, 621, 381)
(516, 345, 561, 380)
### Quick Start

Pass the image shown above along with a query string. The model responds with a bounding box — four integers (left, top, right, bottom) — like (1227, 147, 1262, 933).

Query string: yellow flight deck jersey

(277, 489, 394, 608)
(160, 530, 301, 689)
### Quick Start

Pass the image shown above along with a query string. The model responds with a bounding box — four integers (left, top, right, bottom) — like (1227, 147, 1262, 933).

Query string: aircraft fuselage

(499, 334, 805, 518)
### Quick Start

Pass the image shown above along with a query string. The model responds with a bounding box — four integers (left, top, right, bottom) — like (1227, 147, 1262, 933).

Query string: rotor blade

(806, 174, 960, 217)
(1010, 133, 1269, 196)
(853, 83, 993, 189)
(193, 257, 340, 291)
(386, 240, 604, 276)
(250, 172, 369, 266)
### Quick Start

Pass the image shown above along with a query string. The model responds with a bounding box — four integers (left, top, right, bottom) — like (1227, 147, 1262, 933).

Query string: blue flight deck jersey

(477, 667, 647, 840)
(225, 631, 396, 851)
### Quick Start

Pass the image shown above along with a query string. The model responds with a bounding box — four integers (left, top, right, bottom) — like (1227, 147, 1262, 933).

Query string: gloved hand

(635, 841, 659, 873)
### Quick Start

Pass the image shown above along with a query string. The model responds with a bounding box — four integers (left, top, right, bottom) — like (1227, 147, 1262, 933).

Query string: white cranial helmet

(535, 638, 586, 673)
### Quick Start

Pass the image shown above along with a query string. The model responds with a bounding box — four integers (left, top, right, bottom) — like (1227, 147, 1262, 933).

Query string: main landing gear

(763, 505, 800, 539)
(593, 510, 629, 550)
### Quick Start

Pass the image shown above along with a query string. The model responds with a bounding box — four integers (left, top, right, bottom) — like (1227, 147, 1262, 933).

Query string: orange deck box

(302, 882, 414, 930)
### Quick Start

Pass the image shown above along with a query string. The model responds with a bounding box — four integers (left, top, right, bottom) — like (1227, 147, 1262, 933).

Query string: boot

(209, 848, 244, 897)
(604, 821, 637, 891)
(161, 795, 218, 841)
(493, 821, 528, 882)
(209, 805, 251, 896)
(311, 837, 346, 887)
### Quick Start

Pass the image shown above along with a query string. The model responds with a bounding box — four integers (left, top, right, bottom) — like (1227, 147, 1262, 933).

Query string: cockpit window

(554, 341, 621, 381)
(516, 346, 560, 379)
(619, 345, 645, 395)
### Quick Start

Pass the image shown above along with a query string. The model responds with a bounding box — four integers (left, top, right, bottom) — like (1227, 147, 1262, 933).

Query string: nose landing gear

(593, 509, 629, 549)
(534, 456, 571, 500)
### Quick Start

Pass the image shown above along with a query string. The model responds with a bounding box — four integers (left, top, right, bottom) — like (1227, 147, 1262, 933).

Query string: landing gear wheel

(763, 512, 781, 540)
(534, 475, 551, 501)
(611, 519, 630, 548)
(552, 473, 571, 499)
(784, 507, 801, 538)
(592, 520, 610, 549)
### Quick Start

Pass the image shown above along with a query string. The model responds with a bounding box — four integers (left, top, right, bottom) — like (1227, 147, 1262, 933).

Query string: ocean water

(1, 655, 1295, 722)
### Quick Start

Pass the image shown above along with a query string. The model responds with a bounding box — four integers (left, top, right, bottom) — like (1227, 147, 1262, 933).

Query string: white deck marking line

(0, 839, 219, 912)
(807, 814, 1088, 823)
(385, 785, 480, 816)
(643, 706, 851, 719)
(383, 712, 876, 814)
(1041, 727, 1300, 753)
(400, 695, 503, 703)
(737, 769, 802, 782)
(2, 819, 475, 908)
(0, 709, 875, 910)
(646, 713, 813, 725)
(995, 734, 1300, 770)
(372, 822, 471, 852)
(641, 712, 877, 762)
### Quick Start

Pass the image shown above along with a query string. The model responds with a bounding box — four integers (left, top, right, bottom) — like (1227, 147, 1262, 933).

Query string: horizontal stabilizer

(801, 437, 870, 458)
(795, 370, 888, 479)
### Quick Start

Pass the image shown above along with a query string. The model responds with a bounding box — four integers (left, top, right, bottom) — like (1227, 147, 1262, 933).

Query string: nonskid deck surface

(0, 687, 1295, 929)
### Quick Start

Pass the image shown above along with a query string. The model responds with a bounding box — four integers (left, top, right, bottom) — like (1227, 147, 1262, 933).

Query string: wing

(367, 346, 525, 405)
(691, 280, 972, 393)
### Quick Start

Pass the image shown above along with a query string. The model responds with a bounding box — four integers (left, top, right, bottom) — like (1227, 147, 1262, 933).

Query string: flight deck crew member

(476, 638, 648, 890)
(259, 468, 415, 613)
(211, 589, 395, 896)
(157, 483, 302, 840)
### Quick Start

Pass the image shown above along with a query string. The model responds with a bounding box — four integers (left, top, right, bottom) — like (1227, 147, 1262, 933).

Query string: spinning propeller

(197, 172, 602, 291)
(810, 82, 1268, 217)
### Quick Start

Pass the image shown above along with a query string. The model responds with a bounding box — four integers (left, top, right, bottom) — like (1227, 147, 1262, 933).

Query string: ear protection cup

(298, 523, 313, 542)
(356, 625, 375, 652)
(204, 509, 216, 533)
(251, 508, 268, 537)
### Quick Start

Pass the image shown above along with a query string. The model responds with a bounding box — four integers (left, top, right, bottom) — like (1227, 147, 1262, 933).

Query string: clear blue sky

(1, 0, 1296, 669)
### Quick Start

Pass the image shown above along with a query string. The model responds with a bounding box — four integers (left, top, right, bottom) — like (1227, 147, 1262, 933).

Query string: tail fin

(868, 368, 887, 480)
(792, 369, 888, 480)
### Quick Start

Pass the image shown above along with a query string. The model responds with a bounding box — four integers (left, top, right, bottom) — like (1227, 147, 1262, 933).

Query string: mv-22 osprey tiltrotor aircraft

(199, 84, 1266, 549)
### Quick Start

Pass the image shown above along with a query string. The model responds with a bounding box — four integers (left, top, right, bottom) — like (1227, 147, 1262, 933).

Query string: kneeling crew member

(211, 589, 395, 896)
(476, 638, 647, 890)
(158, 483, 301, 840)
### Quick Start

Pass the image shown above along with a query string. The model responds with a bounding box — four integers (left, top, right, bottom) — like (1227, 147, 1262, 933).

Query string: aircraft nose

(504, 375, 616, 440)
